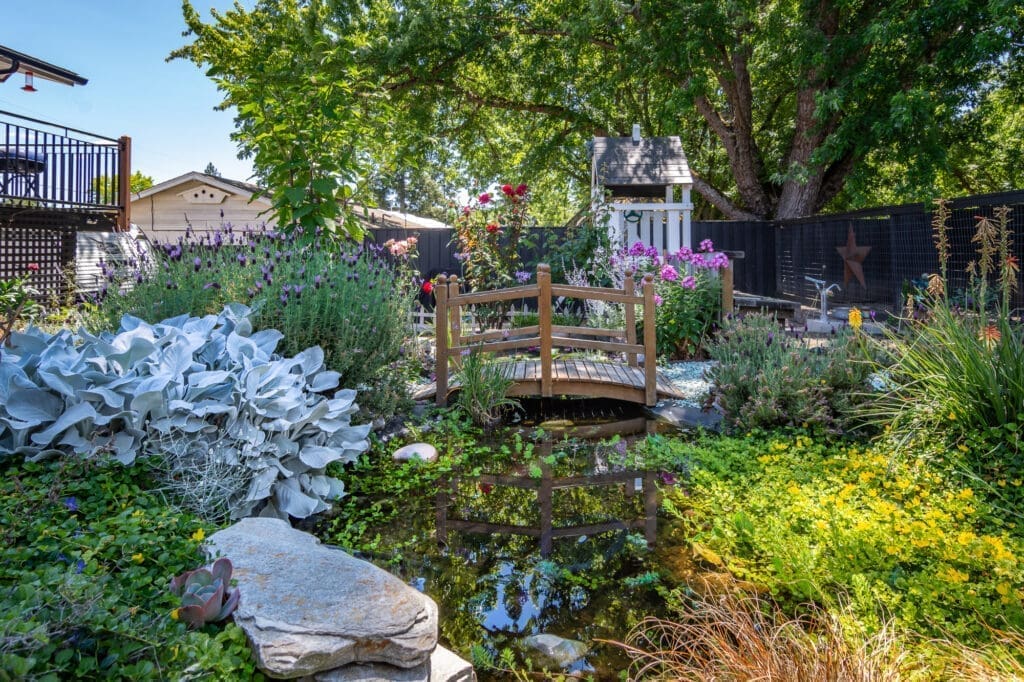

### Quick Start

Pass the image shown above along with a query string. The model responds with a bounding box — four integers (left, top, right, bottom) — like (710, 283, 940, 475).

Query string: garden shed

(590, 127, 694, 253)
(131, 171, 276, 242)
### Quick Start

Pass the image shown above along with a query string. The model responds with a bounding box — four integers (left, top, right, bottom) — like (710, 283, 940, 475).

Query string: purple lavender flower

(237, 254, 247, 266)
(203, 281, 220, 290)
(193, 257, 202, 272)
(314, 275, 323, 288)
(515, 270, 531, 284)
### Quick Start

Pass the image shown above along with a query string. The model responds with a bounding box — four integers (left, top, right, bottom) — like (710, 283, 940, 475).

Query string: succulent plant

(169, 557, 240, 628)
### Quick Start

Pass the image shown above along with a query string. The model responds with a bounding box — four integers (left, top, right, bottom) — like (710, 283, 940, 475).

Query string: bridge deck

(414, 357, 687, 404)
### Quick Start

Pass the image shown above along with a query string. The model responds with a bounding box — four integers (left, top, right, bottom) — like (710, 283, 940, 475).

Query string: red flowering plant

(1, 263, 42, 346)
(452, 183, 533, 293)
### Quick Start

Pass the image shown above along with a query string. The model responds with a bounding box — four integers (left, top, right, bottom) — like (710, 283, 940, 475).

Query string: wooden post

(537, 264, 553, 397)
(448, 275, 462, 369)
(117, 136, 132, 232)
(721, 257, 735, 319)
(435, 275, 448, 406)
(624, 269, 637, 368)
(642, 273, 657, 406)
(539, 460, 553, 557)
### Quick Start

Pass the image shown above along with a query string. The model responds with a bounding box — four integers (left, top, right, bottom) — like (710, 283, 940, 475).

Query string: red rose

(478, 482, 493, 494)
(486, 222, 500, 233)
(515, 183, 528, 196)
(501, 184, 514, 196)
(26, 263, 40, 272)
(478, 192, 491, 204)
(421, 280, 434, 295)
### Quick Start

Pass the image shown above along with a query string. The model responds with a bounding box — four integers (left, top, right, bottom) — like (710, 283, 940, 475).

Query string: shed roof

(591, 135, 692, 193)
(134, 171, 268, 203)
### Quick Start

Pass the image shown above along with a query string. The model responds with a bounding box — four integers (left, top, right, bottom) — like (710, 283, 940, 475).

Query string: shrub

(583, 240, 729, 359)
(89, 225, 418, 417)
(865, 203, 1023, 494)
(0, 305, 370, 521)
(706, 313, 871, 433)
(0, 457, 260, 679)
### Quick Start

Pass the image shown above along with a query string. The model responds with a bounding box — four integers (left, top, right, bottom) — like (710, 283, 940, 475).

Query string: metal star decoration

(836, 225, 871, 288)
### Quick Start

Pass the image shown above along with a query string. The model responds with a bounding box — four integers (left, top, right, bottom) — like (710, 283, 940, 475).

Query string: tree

(372, 0, 1021, 219)
(92, 171, 154, 203)
(203, 162, 221, 177)
(172, 0, 387, 240)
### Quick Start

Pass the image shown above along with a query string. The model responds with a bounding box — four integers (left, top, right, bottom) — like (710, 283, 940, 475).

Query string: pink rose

(501, 184, 514, 196)
(515, 183, 528, 196)
(478, 192, 491, 204)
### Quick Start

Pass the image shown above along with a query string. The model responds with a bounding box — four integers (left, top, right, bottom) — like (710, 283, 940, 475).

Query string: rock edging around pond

(207, 518, 475, 681)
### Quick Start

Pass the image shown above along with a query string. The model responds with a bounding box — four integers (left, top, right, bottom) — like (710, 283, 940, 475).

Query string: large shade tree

(175, 0, 1021, 224)
(375, 0, 1021, 219)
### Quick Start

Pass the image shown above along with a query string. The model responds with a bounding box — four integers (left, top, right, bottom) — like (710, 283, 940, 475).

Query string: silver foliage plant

(0, 304, 370, 520)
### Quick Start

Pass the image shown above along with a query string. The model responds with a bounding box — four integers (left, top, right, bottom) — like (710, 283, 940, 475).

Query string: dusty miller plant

(0, 304, 370, 520)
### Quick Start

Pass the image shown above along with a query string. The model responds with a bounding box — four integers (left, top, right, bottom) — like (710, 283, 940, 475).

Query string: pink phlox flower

(660, 264, 679, 282)
(699, 238, 714, 252)
(653, 293, 664, 306)
(681, 275, 696, 289)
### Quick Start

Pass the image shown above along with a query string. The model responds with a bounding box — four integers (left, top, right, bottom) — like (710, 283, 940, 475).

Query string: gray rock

(647, 404, 722, 432)
(522, 633, 589, 668)
(207, 518, 438, 678)
(392, 442, 438, 463)
(310, 646, 475, 682)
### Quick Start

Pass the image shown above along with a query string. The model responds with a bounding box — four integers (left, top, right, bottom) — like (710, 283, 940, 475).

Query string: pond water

(321, 399, 709, 679)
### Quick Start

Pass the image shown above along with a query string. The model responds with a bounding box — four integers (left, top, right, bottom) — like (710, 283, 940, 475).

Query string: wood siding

(132, 179, 275, 243)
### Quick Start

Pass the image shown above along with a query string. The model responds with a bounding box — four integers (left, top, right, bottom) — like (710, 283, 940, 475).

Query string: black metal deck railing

(0, 109, 130, 226)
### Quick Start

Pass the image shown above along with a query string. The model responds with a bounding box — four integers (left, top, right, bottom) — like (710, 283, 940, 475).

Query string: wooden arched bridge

(416, 264, 688, 407)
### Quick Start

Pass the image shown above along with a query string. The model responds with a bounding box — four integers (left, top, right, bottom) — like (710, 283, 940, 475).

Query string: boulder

(207, 518, 438, 678)
(309, 645, 475, 682)
(522, 633, 589, 669)
(392, 442, 438, 463)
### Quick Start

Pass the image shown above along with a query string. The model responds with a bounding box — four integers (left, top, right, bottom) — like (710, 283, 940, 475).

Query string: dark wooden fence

(773, 190, 1024, 310)
(370, 190, 1023, 314)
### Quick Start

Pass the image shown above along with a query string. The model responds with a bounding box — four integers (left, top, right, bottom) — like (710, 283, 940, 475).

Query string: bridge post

(435, 275, 449, 406)
(642, 273, 657, 406)
(624, 269, 637, 368)
(448, 275, 462, 369)
(537, 264, 553, 397)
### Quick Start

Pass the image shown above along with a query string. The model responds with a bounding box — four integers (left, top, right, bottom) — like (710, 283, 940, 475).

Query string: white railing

(603, 200, 694, 253)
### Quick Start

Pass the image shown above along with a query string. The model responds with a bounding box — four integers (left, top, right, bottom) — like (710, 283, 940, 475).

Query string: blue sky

(2, 1, 256, 184)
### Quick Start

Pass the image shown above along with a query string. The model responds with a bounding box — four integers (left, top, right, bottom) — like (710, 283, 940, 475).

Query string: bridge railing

(434, 263, 658, 405)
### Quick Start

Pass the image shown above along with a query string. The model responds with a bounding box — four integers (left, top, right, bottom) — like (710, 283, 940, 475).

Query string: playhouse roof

(590, 135, 692, 197)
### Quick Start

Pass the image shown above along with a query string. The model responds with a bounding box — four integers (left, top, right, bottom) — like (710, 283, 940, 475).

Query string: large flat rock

(207, 518, 438, 678)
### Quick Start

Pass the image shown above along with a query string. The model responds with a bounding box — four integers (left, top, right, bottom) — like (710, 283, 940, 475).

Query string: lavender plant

(707, 313, 871, 433)
(89, 225, 418, 416)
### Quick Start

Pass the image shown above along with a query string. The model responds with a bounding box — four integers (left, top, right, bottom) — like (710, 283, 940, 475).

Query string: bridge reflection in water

(435, 417, 660, 557)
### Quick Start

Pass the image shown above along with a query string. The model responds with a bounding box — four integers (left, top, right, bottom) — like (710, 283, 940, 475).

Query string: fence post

(537, 263, 553, 397)
(624, 269, 637, 368)
(117, 136, 132, 232)
(642, 273, 657, 406)
(435, 275, 449, 406)
(721, 257, 734, 317)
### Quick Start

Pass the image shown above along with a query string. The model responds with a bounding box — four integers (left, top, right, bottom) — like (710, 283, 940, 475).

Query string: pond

(315, 399, 715, 680)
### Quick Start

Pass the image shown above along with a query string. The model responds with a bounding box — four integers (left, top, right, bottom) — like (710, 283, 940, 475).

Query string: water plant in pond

(453, 349, 520, 428)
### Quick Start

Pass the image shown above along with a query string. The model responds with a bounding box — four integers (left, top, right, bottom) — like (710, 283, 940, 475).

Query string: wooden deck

(414, 356, 687, 404)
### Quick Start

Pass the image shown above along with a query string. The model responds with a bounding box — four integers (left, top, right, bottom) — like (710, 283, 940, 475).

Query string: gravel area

(658, 360, 716, 408)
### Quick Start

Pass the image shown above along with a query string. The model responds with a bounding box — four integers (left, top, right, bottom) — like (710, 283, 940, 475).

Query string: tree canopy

(175, 0, 1022, 226)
